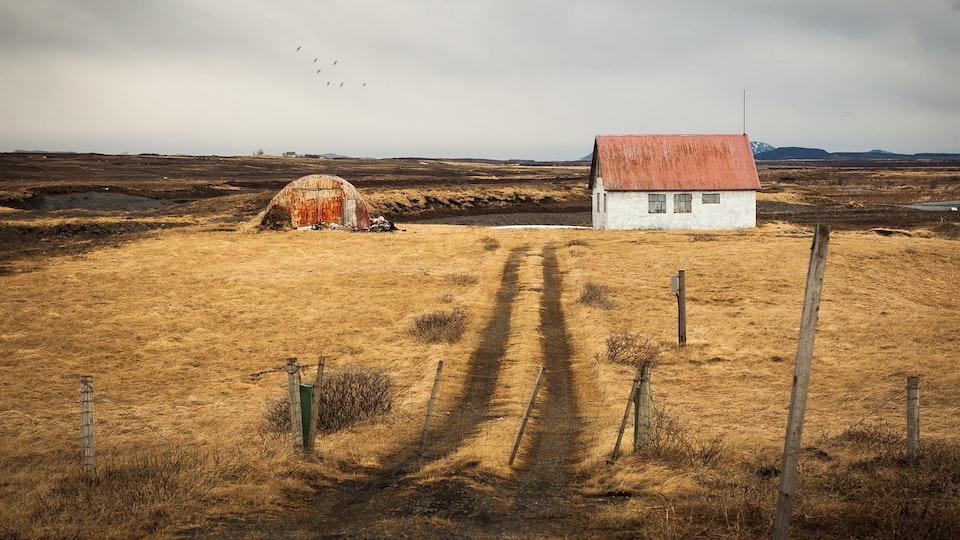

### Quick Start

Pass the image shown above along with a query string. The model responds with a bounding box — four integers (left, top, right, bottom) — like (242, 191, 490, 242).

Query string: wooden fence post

(906, 376, 921, 463)
(306, 357, 325, 453)
(509, 366, 545, 466)
(773, 224, 830, 540)
(420, 360, 444, 457)
(634, 362, 653, 451)
(285, 358, 304, 451)
(612, 362, 647, 460)
(80, 375, 95, 473)
(677, 269, 687, 346)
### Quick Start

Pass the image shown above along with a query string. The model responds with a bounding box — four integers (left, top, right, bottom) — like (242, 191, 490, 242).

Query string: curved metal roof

(266, 174, 371, 229)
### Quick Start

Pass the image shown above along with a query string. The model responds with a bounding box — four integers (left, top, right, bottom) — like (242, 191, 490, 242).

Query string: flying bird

(316, 69, 321, 74)
(296, 45, 301, 51)
(326, 81, 330, 86)
(314, 58, 318, 63)
(333, 60, 338, 65)
(339, 82, 343, 87)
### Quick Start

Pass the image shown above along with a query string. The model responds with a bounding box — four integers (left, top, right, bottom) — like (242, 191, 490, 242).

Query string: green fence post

(299, 384, 314, 447)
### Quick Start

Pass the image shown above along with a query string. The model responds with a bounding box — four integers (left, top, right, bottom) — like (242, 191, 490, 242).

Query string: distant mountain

(750, 141, 775, 156)
(755, 146, 833, 160)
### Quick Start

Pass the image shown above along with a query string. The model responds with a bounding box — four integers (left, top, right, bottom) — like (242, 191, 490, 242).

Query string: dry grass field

(1, 153, 959, 538)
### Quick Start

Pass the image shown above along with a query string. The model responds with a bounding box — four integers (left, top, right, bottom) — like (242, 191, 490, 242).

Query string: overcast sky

(2, 0, 959, 160)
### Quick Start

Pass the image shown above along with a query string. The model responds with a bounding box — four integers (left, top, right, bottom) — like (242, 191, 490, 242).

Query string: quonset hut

(263, 174, 371, 230)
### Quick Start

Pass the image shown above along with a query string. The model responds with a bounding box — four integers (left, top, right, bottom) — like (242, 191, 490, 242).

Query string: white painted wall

(592, 177, 756, 230)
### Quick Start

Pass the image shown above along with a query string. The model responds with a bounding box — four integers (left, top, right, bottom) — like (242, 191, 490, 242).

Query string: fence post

(420, 360, 444, 457)
(80, 375, 95, 473)
(285, 358, 304, 451)
(677, 269, 686, 346)
(773, 224, 830, 540)
(509, 366, 545, 466)
(612, 362, 647, 460)
(906, 376, 921, 463)
(306, 357, 325, 453)
(634, 362, 653, 451)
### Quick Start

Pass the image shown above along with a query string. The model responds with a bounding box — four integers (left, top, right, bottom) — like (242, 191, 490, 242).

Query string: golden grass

(2, 222, 959, 537)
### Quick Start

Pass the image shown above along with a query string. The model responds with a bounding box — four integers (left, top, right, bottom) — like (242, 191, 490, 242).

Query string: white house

(590, 134, 761, 230)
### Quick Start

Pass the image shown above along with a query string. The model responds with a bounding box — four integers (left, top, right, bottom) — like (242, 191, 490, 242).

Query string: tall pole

(742, 89, 747, 135)
(773, 224, 831, 539)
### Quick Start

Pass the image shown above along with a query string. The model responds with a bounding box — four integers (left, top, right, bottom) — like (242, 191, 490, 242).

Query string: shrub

(410, 308, 468, 344)
(259, 205, 292, 230)
(602, 330, 660, 366)
(639, 404, 725, 467)
(262, 366, 396, 435)
(445, 273, 479, 286)
(480, 236, 500, 251)
(577, 282, 614, 310)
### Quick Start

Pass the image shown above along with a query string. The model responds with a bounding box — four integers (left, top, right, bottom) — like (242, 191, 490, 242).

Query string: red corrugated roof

(591, 134, 761, 191)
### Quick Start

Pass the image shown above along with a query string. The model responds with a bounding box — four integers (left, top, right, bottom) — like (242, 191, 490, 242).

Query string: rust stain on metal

(266, 174, 371, 229)
(591, 134, 761, 192)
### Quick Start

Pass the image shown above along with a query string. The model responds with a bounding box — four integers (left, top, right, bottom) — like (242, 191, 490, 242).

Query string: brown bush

(262, 366, 396, 435)
(480, 236, 500, 251)
(410, 308, 468, 344)
(577, 281, 614, 310)
(602, 330, 660, 366)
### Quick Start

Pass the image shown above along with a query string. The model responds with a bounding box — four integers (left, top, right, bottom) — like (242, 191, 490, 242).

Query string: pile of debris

(368, 215, 397, 232)
(294, 215, 397, 233)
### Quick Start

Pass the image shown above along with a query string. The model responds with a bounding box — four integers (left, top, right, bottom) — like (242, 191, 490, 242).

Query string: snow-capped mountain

(750, 141, 776, 156)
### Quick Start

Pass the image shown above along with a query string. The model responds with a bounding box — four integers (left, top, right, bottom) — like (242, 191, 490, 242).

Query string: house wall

(592, 178, 756, 230)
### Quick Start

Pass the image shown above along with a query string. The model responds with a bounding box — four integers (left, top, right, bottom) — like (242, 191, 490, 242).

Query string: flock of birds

(297, 45, 366, 88)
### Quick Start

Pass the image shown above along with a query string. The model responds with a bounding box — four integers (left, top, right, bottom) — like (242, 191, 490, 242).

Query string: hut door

(342, 195, 358, 228)
(318, 188, 342, 226)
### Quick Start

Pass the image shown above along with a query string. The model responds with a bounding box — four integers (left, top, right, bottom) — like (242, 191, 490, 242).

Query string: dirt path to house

(183, 243, 590, 538)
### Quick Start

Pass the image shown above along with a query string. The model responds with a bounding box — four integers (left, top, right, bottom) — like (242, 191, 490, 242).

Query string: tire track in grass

(494, 242, 583, 535)
(304, 245, 531, 533)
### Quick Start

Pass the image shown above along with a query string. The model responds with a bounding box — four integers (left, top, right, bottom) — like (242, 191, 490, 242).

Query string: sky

(2, 1, 959, 160)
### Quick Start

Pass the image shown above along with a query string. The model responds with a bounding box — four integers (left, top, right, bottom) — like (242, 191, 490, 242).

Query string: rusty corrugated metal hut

(589, 134, 760, 230)
(265, 174, 371, 229)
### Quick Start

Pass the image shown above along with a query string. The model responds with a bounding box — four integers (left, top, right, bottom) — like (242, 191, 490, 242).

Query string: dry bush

(601, 330, 660, 366)
(567, 239, 589, 247)
(410, 308, 468, 344)
(577, 281, 614, 310)
(479, 236, 500, 251)
(445, 272, 479, 286)
(637, 404, 725, 468)
(262, 366, 396, 435)
(259, 205, 292, 230)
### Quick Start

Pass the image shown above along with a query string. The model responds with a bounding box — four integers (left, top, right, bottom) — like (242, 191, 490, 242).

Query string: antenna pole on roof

(742, 89, 747, 136)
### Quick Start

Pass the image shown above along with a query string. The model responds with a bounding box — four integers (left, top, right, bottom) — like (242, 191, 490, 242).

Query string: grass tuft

(577, 281, 614, 310)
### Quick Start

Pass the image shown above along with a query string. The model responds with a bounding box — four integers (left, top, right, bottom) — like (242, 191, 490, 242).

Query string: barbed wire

(97, 392, 188, 453)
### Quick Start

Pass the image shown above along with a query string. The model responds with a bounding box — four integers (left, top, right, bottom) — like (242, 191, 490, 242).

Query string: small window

(702, 193, 720, 204)
(648, 193, 666, 214)
(674, 193, 692, 213)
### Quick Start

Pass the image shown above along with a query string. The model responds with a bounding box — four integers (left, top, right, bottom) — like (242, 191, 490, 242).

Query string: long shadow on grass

(489, 243, 584, 536)
(300, 246, 531, 531)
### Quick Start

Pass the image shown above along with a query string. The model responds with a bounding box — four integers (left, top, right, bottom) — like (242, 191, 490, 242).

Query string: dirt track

(185, 244, 590, 538)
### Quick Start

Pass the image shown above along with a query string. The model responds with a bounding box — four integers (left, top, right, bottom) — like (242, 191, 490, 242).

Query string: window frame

(648, 193, 666, 214)
(674, 193, 692, 213)
(702, 192, 720, 204)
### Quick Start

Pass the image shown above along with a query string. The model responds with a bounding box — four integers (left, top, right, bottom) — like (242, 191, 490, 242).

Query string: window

(648, 193, 666, 213)
(674, 193, 692, 213)
(702, 193, 720, 204)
